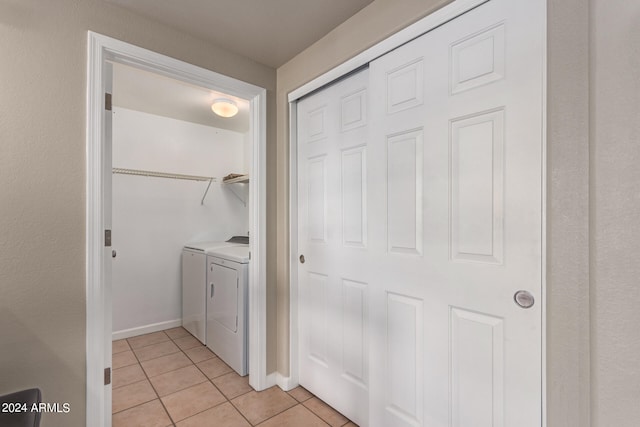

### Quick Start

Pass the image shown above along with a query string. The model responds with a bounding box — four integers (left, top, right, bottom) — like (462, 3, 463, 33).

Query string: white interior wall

(112, 107, 249, 335)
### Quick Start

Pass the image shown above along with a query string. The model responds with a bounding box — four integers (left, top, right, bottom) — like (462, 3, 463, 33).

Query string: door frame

(86, 32, 269, 427)
(288, 0, 547, 423)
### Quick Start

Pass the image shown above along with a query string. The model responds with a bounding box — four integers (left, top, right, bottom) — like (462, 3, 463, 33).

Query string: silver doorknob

(299, 254, 305, 264)
(112, 250, 117, 258)
(514, 290, 534, 308)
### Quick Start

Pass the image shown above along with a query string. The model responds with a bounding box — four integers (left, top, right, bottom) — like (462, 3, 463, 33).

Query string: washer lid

(207, 245, 250, 263)
(184, 240, 230, 251)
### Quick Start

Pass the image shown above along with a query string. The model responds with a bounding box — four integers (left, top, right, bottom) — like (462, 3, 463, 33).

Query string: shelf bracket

(226, 184, 247, 207)
(200, 178, 214, 205)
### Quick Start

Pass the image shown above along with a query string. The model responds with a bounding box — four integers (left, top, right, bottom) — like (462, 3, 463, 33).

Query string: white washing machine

(182, 239, 247, 345)
(205, 245, 250, 376)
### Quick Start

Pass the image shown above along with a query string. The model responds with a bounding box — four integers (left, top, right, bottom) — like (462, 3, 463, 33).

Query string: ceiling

(108, 1, 375, 130)
(112, 62, 251, 132)
(104, 0, 374, 68)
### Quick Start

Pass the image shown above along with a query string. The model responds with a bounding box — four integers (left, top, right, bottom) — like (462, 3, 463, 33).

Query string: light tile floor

(112, 327, 358, 426)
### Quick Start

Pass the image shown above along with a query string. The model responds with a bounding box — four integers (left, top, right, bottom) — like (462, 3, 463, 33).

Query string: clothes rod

(112, 168, 215, 182)
(112, 168, 216, 205)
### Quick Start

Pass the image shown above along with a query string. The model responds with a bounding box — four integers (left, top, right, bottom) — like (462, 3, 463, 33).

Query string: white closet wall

(112, 107, 249, 336)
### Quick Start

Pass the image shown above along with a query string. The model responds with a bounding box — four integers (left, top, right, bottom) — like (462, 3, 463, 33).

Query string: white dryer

(182, 239, 247, 344)
(205, 245, 250, 376)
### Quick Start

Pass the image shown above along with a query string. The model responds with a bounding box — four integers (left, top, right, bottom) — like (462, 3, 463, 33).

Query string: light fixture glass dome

(211, 98, 239, 118)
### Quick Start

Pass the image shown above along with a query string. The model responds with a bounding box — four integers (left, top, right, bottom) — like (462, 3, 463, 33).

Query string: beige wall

(0, 1, 276, 426)
(277, 0, 640, 426)
(590, 0, 640, 425)
(2, 0, 638, 425)
(550, 0, 640, 424)
(546, 0, 591, 425)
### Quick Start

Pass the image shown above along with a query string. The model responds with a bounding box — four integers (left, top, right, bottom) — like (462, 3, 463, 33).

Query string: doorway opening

(86, 32, 268, 427)
(109, 62, 252, 341)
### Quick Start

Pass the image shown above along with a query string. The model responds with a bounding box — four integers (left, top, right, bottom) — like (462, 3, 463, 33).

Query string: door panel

(341, 146, 367, 247)
(386, 129, 423, 255)
(341, 278, 368, 387)
(298, 69, 370, 426)
(386, 59, 424, 114)
(450, 23, 505, 95)
(341, 88, 367, 132)
(296, 1, 543, 426)
(307, 272, 328, 364)
(450, 109, 504, 263)
(450, 308, 504, 427)
(368, 0, 542, 425)
(307, 156, 328, 243)
(385, 292, 424, 427)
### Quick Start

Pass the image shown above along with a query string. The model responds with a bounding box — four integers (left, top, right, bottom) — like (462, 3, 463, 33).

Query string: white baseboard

(112, 319, 183, 340)
(276, 373, 298, 391)
(250, 371, 297, 392)
(255, 371, 298, 392)
(261, 372, 277, 389)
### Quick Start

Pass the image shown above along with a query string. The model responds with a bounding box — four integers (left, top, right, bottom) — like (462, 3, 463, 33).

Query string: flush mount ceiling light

(211, 98, 238, 118)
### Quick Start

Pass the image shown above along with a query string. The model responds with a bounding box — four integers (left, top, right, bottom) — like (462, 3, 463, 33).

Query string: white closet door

(367, 0, 543, 426)
(297, 69, 370, 426)
(297, 0, 543, 426)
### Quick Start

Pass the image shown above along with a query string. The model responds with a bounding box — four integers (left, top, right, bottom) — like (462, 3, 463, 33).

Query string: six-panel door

(296, 0, 544, 425)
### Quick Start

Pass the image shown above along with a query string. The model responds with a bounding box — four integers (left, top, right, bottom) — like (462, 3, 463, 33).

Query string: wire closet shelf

(112, 167, 216, 204)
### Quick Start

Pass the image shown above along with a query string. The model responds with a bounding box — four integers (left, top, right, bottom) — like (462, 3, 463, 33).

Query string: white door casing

(103, 61, 113, 427)
(295, 0, 544, 425)
(86, 32, 269, 427)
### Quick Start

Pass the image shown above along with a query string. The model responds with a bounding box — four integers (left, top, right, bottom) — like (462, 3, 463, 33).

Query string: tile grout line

(228, 385, 320, 426)
(298, 395, 350, 427)
(225, 394, 255, 426)
(168, 331, 301, 426)
(157, 330, 268, 426)
(114, 331, 214, 421)
(185, 344, 258, 426)
(153, 331, 211, 425)
(159, 336, 201, 426)
(172, 347, 225, 425)
(293, 399, 332, 427)
(126, 331, 177, 426)
(157, 332, 213, 426)
(115, 328, 354, 427)
(245, 400, 324, 427)
(131, 330, 253, 426)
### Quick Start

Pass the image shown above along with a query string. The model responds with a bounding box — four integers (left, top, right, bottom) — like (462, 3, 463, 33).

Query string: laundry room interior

(110, 61, 252, 374)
